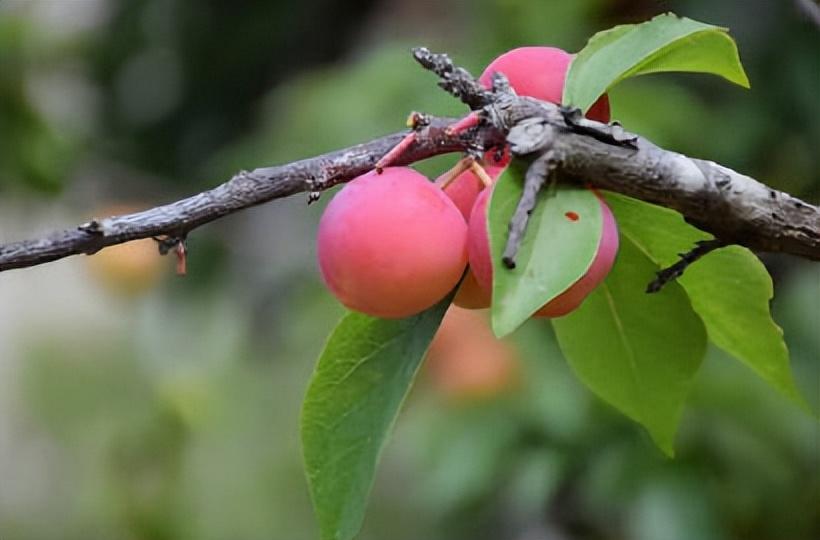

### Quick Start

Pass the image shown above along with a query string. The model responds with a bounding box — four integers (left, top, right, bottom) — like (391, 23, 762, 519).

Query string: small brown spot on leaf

(565, 211, 579, 222)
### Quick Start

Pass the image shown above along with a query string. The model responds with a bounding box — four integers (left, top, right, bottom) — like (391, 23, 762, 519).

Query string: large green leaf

(552, 235, 707, 455)
(488, 166, 603, 337)
(301, 298, 450, 540)
(564, 13, 750, 113)
(604, 193, 807, 411)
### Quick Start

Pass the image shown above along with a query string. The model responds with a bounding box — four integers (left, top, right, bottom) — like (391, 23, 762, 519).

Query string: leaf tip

(490, 315, 516, 339)
(660, 445, 676, 459)
(649, 430, 677, 458)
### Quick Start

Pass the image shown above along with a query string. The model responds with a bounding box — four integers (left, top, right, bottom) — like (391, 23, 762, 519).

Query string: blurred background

(0, 0, 818, 539)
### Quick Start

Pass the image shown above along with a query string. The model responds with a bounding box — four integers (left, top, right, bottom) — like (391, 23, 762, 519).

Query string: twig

(375, 111, 434, 171)
(560, 106, 638, 149)
(646, 239, 725, 293)
(445, 112, 481, 135)
(0, 118, 476, 272)
(502, 151, 556, 268)
(411, 47, 494, 110)
(374, 131, 417, 171)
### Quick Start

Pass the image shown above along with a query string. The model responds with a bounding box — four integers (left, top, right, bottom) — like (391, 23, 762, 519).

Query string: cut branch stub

(411, 47, 493, 110)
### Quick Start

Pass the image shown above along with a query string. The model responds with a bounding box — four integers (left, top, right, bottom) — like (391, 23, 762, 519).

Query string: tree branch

(0, 118, 488, 272)
(0, 48, 818, 274)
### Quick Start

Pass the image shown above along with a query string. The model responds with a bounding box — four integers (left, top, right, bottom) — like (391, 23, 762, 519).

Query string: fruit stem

(375, 132, 417, 172)
(445, 112, 481, 136)
(435, 157, 474, 190)
(469, 160, 494, 188)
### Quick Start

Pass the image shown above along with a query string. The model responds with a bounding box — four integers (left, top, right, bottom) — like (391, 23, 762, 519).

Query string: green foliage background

(0, 1, 817, 539)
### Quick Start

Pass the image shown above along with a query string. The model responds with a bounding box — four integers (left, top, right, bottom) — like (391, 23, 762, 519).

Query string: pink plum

(467, 187, 619, 318)
(439, 159, 507, 221)
(478, 46, 611, 123)
(440, 161, 505, 310)
(317, 167, 468, 318)
(452, 266, 491, 309)
(441, 46, 611, 238)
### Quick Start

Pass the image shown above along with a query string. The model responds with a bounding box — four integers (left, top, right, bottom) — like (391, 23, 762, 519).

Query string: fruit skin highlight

(317, 167, 468, 319)
(467, 187, 619, 318)
(478, 46, 611, 123)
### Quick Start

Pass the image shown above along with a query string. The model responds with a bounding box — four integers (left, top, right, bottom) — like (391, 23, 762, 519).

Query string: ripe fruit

(317, 167, 468, 319)
(446, 46, 616, 313)
(452, 267, 491, 309)
(535, 200, 619, 317)
(442, 46, 610, 226)
(425, 306, 519, 400)
(439, 168, 485, 221)
(439, 157, 508, 221)
(478, 46, 611, 123)
(467, 187, 619, 318)
(466, 188, 495, 296)
(441, 46, 610, 241)
(439, 169, 485, 221)
(442, 173, 496, 310)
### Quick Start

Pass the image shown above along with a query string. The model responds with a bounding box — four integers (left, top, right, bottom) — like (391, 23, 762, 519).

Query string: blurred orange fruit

(425, 306, 519, 401)
(85, 205, 167, 296)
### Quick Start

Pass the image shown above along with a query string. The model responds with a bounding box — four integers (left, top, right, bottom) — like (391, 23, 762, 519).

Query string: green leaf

(488, 166, 603, 337)
(301, 298, 449, 540)
(604, 193, 808, 411)
(564, 13, 750, 113)
(552, 235, 707, 455)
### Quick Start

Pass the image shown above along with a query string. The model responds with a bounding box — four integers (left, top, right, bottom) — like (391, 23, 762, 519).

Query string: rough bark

(0, 119, 489, 271)
(0, 48, 817, 274)
(503, 99, 820, 261)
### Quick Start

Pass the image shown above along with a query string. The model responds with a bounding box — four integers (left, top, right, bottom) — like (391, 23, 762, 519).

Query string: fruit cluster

(317, 47, 619, 319)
